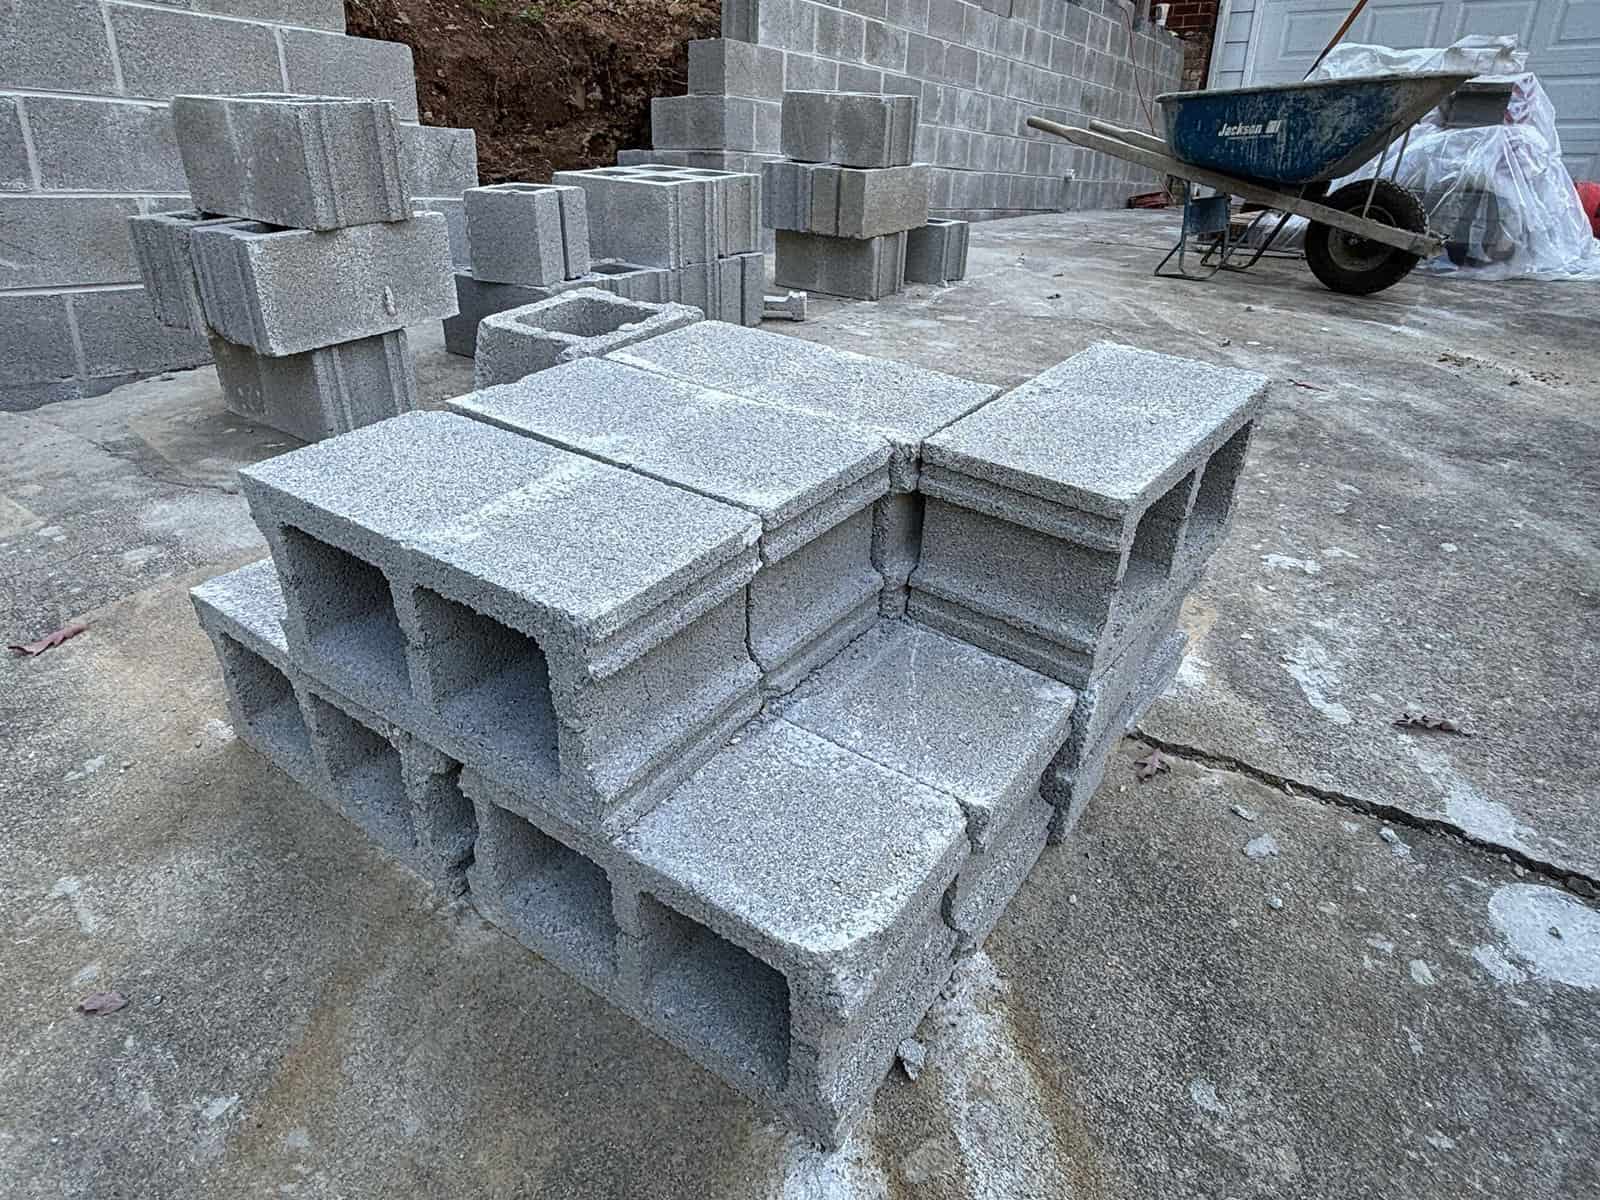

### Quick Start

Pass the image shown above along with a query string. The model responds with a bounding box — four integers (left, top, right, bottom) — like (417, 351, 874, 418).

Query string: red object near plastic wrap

(1576, 182, 1600, 238)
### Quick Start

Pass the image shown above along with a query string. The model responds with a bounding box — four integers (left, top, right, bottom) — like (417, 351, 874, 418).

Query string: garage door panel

(1453, 1, 1540, 43)
(1243, 0, 1599, 180)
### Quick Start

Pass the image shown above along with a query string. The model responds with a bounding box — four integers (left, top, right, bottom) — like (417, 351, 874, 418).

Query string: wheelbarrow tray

(1156, 72, 1474, 185)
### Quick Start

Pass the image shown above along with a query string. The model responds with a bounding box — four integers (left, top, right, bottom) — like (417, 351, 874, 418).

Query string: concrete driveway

(2, 211, 1596, 1199)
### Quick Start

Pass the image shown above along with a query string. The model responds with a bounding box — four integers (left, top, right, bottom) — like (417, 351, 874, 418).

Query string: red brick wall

(1154, 0, 1219, 90)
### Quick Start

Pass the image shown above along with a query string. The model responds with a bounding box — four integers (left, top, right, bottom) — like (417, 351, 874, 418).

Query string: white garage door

(1210, 0, 1600, 180)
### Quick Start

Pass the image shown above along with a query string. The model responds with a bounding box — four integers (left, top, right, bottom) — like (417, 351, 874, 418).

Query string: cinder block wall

(0, 0, 455, 411)
(716, 0, 1184, 220)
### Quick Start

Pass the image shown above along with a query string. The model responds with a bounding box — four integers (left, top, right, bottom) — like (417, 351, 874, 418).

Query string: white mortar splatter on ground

(1403, 741, 1540, 860)
(200, 1094, 240, 1121)
(1470, 944, 1528, 985)
(1188, 1078, 1228, 1116)
(1244, 834, 1280, 860)
(1261, 554, 1321, 575)
(1409, 959, 1436, 986)
(1488, 884, 1600, 990)
(1280, 640, 1352, 725)
(48, 876, 100, 935)
(1173, 654, 1210, 691)
(918, 952, 1068, 1199)
(775, 1136, 888, 1200)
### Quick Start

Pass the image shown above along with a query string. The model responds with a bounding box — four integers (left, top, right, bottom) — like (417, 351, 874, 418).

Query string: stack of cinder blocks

(904, 217, 972, 285)
(191, 324, 1264, 1146)
(445, 164, 766, 356)
(127, 94, 457, 442)
(768, 91, 926, 300)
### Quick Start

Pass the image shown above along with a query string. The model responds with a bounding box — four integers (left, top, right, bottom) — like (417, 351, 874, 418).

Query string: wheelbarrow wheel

(1304, 179, 1427, 295)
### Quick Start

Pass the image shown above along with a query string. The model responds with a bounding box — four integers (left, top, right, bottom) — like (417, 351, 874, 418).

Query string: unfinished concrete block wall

(640, 0, 1183, 222)
(0, 0, 477, 410)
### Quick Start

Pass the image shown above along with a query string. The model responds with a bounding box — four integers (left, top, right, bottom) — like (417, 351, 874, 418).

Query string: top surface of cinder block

(610, 322, 997, 480)
(190, 558, 289, 657)
(775, 621, 1076, 847)
(451, 357, 891, 530)
(926, 342, 1268, 518)
(240, 411, 759, 644)
(620, 716, 968, 1016)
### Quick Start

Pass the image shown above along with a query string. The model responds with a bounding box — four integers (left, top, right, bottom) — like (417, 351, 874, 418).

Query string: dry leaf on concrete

(1393, 710, 1471, 736)
(8, 622, 87, 657)
(1134, 750, 1170, 781)
(77, 991, 127, 1016)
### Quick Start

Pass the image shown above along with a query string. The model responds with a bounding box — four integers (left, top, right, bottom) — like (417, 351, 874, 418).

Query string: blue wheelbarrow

(1027, 71, 1476, 295)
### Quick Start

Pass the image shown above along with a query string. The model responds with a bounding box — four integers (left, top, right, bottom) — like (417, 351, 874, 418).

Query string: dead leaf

(8, 622, 87, 657)
(1134, 750, 1169, 781)
(78, 990, 127, 1016)
(1290, 379, 1326, 392)
(1393, 710, 1471, 736)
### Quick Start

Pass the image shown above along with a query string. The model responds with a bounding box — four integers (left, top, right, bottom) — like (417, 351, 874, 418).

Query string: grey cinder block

(107, 4, 282, 99)
(908, 342, 1266, 684)
(412, 197, 469, 271)
(904, 217, 970, 283)
(0, 98, 27, 192)
(1, 195, 141, 289)
(762, 290, 806, 321)
(688, 38, 786, 100)
(27, 96, 185, 192)
(442, 271, 559, 357)
(651, 95, 781, 154)
(615, 716, 969, 1147)
(189, 212, 457, 356)
(209, 329, 417, 442)
(128, 209, 248, 334)
(945, 792, 1050, 951)
(0, 0, 116, 93)
(780, 91, 918, 168)
(238, 411, 764, 832)
(278, 28, 420, 122)
(555, 166, 758, 268)
(777, 620, 1075, 848)
(400, 123, 479, 195)
(464, 183, 590, 285)
(70, 284, 210, 380)
(450, 356, 889, 686)
(773, 229, 907, 300)
(763, 161, 930, 238)
(609, 319, 996, 491)
(171, 94, 411, 231)
(472, 288, 703, 388)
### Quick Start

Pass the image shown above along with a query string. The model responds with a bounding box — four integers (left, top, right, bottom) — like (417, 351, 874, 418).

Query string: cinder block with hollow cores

(780, 91, 919, 168)
(763, 162, 930, 238)
(1043, 622, 1187, 842)
(774, 229, 906, 300)
(442, 272, 559, 357)
(909, 342, 1266, 685)
(775, 620, 1076, 849)
(190, 559, 474, 896)
(614, 716, 969, 1147)
(170, 94, 411, 231)
(127, 209, 248, 335)
(190, 558, 318, 788)
(278, 28, 419, 121)
(238, 411, 763, 834)
(650, 95, 781, 154)
(449, 356, 889, 688)
(669, 250, 764, 324)
(208, 329, 416, 442)
(472, 289, 703, 388)
(189, 213, 456, 356)
(464, 183, 590, 285)
(904, 217, 970, 284)
(688, 38, 786, 100)
(552, 166, 759, 267)
(462, 767, 626, 995)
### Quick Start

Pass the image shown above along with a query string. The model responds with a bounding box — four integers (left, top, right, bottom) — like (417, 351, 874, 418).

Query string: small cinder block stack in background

(127, 94, 458, 442)
(552, 164, 766, 325)
(472, 289, 703, 388)
(909, 341, 1268, 838)
(769, 91, 925, 301)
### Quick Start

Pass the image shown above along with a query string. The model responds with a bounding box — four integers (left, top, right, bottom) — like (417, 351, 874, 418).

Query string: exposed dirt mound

(346, 0, 720, 184)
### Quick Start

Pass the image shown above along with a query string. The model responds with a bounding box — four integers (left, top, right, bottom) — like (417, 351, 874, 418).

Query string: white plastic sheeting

(1256, 36, 1600, 281)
